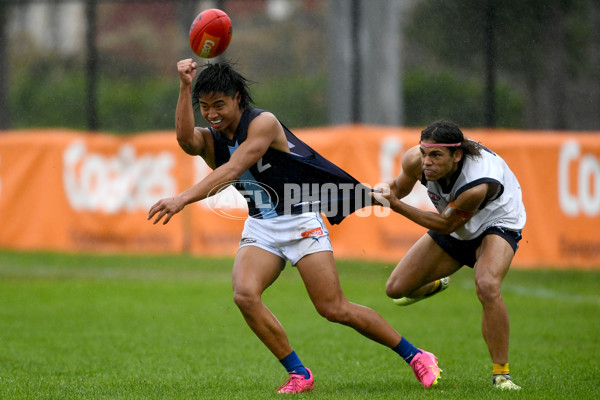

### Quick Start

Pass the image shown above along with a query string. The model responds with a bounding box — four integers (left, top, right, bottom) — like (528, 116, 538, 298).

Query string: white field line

(461, 281, 600, 305)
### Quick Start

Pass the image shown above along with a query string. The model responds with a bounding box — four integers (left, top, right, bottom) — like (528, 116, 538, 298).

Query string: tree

(405, 0, 597, 130)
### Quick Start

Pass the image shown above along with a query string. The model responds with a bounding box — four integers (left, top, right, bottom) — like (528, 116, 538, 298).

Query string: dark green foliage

(403, 68, 524, 127)
(8, 55, 326, 133)
(9, 56, 179, 133)
(252, 73, 328, 129)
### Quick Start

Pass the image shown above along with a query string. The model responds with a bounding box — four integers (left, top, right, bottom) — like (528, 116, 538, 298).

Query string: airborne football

(189, 8, 232, 58)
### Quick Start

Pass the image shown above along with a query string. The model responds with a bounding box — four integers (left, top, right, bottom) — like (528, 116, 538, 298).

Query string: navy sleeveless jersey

(209, 108, 372, 225)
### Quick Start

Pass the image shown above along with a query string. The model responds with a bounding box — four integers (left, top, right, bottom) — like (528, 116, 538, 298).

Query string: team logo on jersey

(427, 191, 441, 205)
(205, 180, 278, 220)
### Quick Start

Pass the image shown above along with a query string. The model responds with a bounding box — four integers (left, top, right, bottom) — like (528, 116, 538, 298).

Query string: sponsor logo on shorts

(301, 227, 324, 238)
(240, 237, 257, 244)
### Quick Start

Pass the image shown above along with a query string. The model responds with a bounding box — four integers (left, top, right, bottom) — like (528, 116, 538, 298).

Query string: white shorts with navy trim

(239, 212, 332, 266)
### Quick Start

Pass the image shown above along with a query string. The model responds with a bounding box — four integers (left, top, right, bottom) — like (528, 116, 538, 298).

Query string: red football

(189, 9, 232, 58)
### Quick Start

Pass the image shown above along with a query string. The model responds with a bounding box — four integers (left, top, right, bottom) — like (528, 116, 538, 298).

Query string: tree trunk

(544, 2, 568, 130)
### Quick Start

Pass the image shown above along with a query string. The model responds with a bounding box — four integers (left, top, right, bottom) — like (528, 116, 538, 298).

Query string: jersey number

(257, 158, 271, 173)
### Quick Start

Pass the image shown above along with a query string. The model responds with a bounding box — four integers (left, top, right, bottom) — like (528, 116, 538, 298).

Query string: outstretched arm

(371, 145, 488, 234)
(148, 113, 283, 225)
(390, 184, 487, 234)
(372, 145, 421, 205)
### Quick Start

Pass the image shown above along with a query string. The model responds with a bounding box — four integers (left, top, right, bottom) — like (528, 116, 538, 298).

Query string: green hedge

(10, 61, 179, 133)
(403, 68, 524, 128)
(9, 59, 523, 133)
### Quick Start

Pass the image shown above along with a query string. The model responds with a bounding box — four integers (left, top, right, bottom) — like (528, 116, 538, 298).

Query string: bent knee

(233, 291, 260, 311)
(315, 302, 351, 324)
(385, 279, 410, 299)
(475, 277, 502, 303)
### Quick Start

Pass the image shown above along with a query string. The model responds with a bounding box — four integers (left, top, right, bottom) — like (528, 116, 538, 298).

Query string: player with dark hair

(192, 61, 254, 111)
(148, 59, 441, 393)
(372, 119, 526, 391)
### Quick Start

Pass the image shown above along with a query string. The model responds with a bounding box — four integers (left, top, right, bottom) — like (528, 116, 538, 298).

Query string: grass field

(0, 250, 599, 399)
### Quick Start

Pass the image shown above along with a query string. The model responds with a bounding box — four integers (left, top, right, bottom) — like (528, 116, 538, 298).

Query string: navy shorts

(427, 226, 522, 268)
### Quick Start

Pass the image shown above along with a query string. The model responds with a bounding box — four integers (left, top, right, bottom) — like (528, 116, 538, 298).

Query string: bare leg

(386, 234, 462, 299)
(474, 234, 515, 365)
(232, 246, 291, 359)
(296, 251, 401, 347)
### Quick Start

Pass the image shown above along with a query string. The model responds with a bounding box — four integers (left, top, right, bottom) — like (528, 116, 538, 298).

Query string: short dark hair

(420, 119, 482, 157)
(192, 61, 254, 111)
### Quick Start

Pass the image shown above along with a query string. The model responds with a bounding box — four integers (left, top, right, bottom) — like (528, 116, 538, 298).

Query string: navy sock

(393, 337, 422, 364)
(279, 350, 310, 379)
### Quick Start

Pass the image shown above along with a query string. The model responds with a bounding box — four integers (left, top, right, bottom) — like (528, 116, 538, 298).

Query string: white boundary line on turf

(461, 282, 600, 305)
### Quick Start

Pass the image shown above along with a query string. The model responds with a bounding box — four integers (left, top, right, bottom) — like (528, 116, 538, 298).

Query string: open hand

(148, 196, 185, 225)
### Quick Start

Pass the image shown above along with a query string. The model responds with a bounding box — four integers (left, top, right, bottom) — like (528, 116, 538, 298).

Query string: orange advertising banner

(0, 127, 599, 269)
